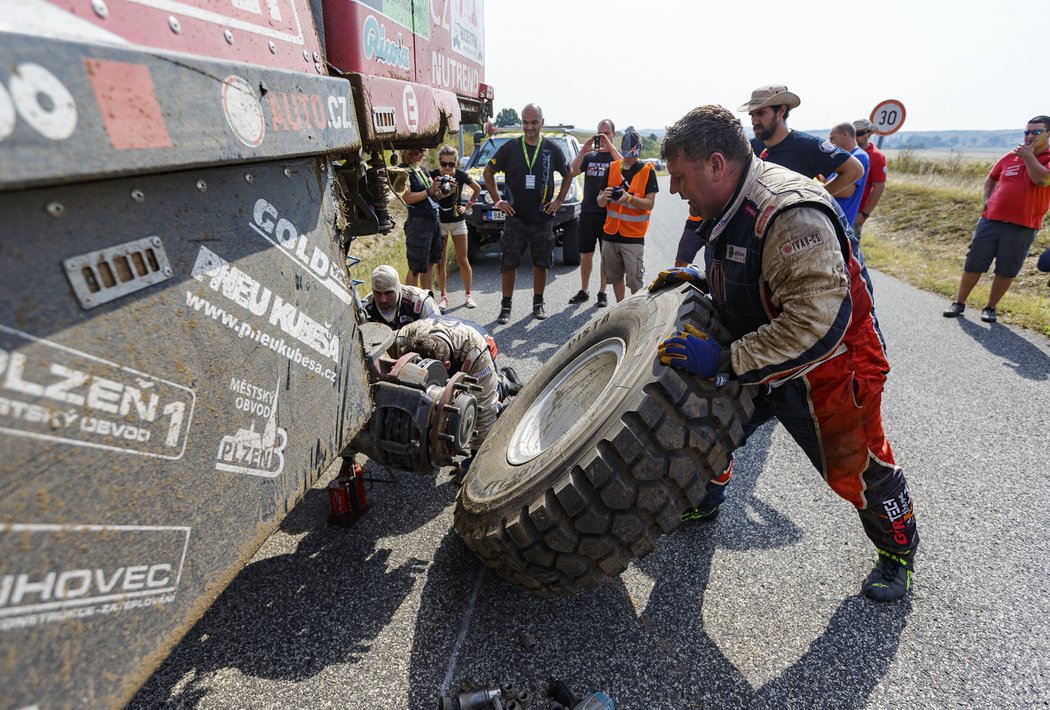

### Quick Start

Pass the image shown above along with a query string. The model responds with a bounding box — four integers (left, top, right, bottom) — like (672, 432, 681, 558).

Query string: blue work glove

(658, 324, 724, 378)
(647, 265, 708, 293)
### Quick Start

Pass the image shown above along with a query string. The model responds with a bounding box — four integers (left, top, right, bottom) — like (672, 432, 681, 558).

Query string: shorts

(1038, 245, 1050, 273)
(405, 215, 441, 274)
(500, 217, 554, 271)
(963, 218, 1038, 278)
(601, 240, 645, 289)
(439, 219, 469, 237)
(579, 212, 607, 254)
(676, 219, 704, 265)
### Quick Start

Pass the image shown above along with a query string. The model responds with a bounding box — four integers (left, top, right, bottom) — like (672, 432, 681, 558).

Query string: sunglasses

(856, 130, 871, 137)
(439, 161, 456, 167)
(1023, 129, 1046, 136)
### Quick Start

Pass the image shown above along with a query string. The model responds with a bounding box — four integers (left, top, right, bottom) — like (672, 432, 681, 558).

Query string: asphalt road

(131, 177, 1050, 709)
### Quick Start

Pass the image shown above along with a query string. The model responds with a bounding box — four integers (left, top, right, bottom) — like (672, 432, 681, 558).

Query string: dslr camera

(438, 175, 455, 196)
(609, 186, 625, 201)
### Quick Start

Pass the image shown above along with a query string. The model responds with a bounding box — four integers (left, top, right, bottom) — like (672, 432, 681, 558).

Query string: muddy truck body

(0, 1, 491, 706)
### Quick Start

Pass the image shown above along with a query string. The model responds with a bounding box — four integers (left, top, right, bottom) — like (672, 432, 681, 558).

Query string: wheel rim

(505, 337, 625, 467)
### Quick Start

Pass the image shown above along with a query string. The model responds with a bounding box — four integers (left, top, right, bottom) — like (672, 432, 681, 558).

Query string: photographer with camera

(399, 147, 443, 289)
(596, 129, 658, 302)
(567, 119, 621, 308)
(430, 145, 482, 311)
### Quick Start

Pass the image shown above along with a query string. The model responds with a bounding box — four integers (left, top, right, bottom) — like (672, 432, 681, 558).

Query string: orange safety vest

(603, 160, 654, 239)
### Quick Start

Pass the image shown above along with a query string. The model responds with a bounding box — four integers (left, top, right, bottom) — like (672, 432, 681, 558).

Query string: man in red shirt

(943, 116, 1050, 323)
(853, 119, 888, 238)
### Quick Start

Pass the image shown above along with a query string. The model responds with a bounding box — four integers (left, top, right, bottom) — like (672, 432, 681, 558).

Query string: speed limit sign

(870, 99, 906, 136)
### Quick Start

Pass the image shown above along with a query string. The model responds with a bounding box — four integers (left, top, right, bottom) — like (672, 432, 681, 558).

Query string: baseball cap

(853, 119, 875, 133)
(738, 84, 801, 113)
(621, 129, 642, 158)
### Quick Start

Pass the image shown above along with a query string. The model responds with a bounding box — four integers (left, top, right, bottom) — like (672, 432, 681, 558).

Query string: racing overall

(363, 284, 439, 328)
(395, 317, 502, 451)
(700, 158, 917, 557)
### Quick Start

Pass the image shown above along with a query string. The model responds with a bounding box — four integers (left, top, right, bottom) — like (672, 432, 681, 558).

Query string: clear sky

(482, 0, 1043, 134)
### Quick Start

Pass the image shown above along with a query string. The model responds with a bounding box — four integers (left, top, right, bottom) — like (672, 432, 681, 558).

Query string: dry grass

(861, 163, 1050, 336)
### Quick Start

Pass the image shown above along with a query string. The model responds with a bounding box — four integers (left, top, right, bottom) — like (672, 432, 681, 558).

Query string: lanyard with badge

(521, 136, 543, 190)
(413, 166, 437, 208)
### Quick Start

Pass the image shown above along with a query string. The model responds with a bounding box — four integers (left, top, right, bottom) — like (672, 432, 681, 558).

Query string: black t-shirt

(429, 168, 473, 223)
(580, 150, 614, 214)
(488, 136, 570, 222)
(752, 131, 852, 179)
(403, 163, 438, 220)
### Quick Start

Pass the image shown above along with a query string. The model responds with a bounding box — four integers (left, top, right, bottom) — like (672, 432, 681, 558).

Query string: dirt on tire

(453, 284, 755, 595)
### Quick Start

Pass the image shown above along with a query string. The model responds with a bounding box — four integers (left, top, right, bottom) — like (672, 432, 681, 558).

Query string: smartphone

(593, 134, 603, 151)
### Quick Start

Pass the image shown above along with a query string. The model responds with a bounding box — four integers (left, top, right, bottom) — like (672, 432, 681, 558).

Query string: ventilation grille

(372, 106, 396, 134)
(64, 236, 173, 309)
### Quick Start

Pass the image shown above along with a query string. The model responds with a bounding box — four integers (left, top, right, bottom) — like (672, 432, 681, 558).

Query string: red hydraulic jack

(327, 457, 369, 526)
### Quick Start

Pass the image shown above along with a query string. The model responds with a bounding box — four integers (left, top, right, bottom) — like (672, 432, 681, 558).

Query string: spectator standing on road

(568, 119, 621, 308)
(828, 121, 871, 225)
(399, 148, 443, 289)
(853, 119, 888, 238)
(430, 145, 482, 311)
(362, 265, 440, 329)
(742, 84, 864, 196)
(596, 130, 658, 302)
(943, 115, 1050, 323)
(483, 104, 572, 323)
(653, 104, 919, 602)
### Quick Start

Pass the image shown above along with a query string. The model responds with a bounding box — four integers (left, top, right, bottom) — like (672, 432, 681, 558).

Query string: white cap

(371, 265, 401, 294)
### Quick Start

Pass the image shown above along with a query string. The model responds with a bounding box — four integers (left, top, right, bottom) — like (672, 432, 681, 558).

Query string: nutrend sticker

(0, 325, 195, 459)
(0, 523, 190, 630)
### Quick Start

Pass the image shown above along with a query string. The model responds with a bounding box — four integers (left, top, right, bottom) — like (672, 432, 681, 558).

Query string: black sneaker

(568, 290, 589, 305)
(862, 548, 913, 602)
(595, 292, 608, 308)
(533, 303, 547, 320)
(497, 306, 511, 324)
(500, 366, 523, 395)
(680, 504, 720, 524)
(942, 302, 965, 318)
(981, 306, 997, 323)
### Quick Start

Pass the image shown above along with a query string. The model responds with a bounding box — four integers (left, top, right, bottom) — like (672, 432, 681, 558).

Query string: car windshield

(474, 135, 572, 168)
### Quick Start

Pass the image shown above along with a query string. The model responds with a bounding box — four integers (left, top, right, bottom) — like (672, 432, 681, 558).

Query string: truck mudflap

(0, 155, 371, 708)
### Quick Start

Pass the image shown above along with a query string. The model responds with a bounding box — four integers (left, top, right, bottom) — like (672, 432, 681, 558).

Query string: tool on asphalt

(327, 459, 369, 526)
(437, 687, 503, 710)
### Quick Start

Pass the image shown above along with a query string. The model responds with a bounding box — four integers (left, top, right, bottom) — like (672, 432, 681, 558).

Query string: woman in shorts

(430, 145, 481, 310)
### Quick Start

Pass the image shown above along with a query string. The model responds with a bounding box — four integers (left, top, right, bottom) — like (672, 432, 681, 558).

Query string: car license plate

(487, 210, 505, 222)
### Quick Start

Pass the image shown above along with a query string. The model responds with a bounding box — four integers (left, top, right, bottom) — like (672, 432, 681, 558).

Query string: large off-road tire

(559, 216, 581, 266)
(453, 284, 755, 595)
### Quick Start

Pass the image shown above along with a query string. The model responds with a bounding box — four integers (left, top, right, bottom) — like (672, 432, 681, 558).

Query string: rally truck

(0, 1, 492, 706)
(0, 1, 752, 706)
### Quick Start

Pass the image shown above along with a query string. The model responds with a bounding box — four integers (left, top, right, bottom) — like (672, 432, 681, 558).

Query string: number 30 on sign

(870, 100, 906, 136)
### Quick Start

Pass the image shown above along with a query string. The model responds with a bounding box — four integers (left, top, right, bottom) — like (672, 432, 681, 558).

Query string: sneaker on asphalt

(981, 306, 997, 323)
(680, 504, 720, 524)
(595, 292, 608, 308)
(862, 548, 913, 602)
(438, 293, 448, 312)
(497, 306, 511, 325)
(568, 290, 589, 305)
(533, 303, 547, 320)
(942, 302, 965, 318)
(464, 293, 477, 308)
